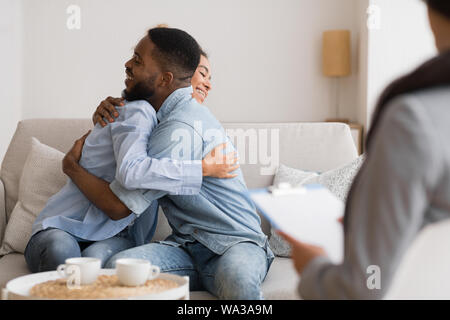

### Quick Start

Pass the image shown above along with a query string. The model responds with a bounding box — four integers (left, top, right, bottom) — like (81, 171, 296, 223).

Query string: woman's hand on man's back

(92, 96, 125, 127)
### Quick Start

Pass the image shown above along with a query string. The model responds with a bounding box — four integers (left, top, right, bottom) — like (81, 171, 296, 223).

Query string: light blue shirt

(111, 86, 273, 258)
(32, 99, 202, 245)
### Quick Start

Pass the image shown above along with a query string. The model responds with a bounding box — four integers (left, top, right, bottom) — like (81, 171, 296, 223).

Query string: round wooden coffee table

(2, 269, 189, 300)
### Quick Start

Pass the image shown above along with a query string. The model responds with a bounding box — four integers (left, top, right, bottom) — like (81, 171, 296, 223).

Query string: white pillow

(273, 164, 319, 187)
(0, 138, 67, 256)
(268, 155, 365, 257)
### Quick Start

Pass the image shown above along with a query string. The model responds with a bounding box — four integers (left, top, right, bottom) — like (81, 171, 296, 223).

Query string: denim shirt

(111, 87, 274, 258)
(32, 99, 202, 245)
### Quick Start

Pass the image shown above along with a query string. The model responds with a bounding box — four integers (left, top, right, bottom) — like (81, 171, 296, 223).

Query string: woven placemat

(29, 275, 179, 300)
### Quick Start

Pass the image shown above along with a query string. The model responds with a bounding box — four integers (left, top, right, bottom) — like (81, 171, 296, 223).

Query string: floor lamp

(323, 30, 351, 123)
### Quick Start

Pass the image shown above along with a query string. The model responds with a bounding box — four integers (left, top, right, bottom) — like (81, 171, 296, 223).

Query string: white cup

(57, 257, 101, 286)
(115, 258, 160, 287)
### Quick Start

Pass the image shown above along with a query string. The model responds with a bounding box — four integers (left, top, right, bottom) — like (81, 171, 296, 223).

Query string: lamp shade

(322, 30, 351, 77)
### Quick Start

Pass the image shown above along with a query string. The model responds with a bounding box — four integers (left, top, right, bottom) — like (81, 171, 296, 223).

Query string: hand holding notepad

(250, 184, 344, 263)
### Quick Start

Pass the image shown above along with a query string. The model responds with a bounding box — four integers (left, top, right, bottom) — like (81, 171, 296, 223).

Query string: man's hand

(61, 130, 131, 220)
(202, 143, 240, 178)
(62, 131, 91, 175)
(92, 96, 125, 127)
(278, 231, 326, 275)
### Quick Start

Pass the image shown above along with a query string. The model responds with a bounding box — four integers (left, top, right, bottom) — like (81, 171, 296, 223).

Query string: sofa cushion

(224, 122, 358, 190)
(0, 119, 93, 221)
(261, 257, 301, 299)
(303, 154, 365, 201)
(385, 219, 450, 299)
(0, 253, 29, 289)
(273, 164, 318, 187)
(0, 138, 67, 256)
(269, 155, 365, 257)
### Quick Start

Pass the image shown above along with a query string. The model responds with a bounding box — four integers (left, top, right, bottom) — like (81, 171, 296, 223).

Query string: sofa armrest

(0, 178, 6, 245)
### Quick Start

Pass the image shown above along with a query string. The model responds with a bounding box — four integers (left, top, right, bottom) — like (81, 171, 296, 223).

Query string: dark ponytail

(425, 0, 450, 19)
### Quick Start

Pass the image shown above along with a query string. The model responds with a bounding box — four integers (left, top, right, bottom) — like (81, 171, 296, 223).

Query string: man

(64, 27, 274, 299)
(25, 36, 237, 272)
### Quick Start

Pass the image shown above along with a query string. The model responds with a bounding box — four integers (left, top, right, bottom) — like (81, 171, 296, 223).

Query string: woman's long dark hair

(426, 0, 450, 19)
(343, 0, 450, 228)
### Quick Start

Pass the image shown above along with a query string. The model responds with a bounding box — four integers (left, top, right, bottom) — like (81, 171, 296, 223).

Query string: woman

(93, 50, 212, 126)
(191, 49, 212, 104)
(281, 0, 450, 299)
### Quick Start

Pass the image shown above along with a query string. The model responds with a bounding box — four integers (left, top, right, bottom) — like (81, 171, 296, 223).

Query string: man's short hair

(148, 27, 201, 80)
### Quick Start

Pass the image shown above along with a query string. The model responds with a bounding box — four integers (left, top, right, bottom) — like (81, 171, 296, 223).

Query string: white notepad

(251, 184, 344, 263)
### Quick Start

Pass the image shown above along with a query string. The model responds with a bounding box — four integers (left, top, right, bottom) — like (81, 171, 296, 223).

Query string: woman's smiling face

(191, 55, 212, 103)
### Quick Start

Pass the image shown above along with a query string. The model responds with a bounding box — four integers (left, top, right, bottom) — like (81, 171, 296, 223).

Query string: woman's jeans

(24, 228, 134, 272)
(105, 240, 273, 300)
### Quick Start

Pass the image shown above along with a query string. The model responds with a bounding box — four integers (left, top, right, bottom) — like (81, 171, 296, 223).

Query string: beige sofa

(0, 119, 358, 299)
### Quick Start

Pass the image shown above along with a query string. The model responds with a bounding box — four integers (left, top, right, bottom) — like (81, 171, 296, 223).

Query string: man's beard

(122, 76, 156, 102)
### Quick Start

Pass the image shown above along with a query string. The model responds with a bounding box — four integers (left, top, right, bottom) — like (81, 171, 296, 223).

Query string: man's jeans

(105, 240, 273, 300)
(24, 228, 134, 272)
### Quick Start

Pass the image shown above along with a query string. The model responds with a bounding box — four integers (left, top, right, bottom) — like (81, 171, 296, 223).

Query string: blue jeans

(24, 228, 134, 272)
(105, 240, 273, 300)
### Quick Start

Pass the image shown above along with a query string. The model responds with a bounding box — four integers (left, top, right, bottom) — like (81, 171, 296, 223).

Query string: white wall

(1, 0, 437, 163)
(18, 0, 359, 123)
(0, 0, 23, 163)
(364, 0, 436, 129)
(355, 0, 370, 130)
